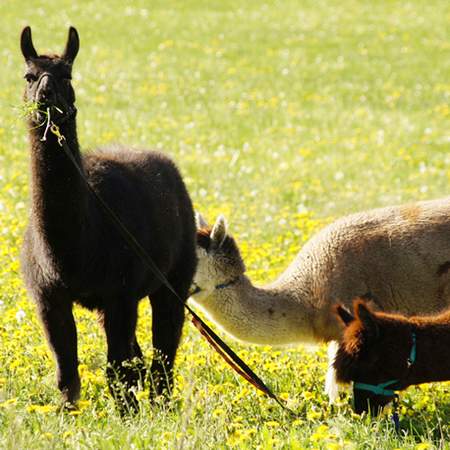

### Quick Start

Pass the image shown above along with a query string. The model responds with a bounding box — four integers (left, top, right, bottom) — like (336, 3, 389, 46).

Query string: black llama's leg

(148, 254, 195, 399)
(36, 294, 80, 405)
(148, 288, 185, 399)
(103, 298, 142, 414)
(99, 311, 143, 362)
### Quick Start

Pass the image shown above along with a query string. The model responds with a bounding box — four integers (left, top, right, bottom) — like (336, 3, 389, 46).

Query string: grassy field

(0, 0, 449, 448)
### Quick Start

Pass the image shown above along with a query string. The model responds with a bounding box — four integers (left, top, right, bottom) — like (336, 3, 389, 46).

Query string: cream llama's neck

(195, 276, 318, 345)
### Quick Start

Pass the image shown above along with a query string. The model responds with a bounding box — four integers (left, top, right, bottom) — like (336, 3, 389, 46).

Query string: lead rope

(391, 395, 400, 432)
(48, 122, 298, 417)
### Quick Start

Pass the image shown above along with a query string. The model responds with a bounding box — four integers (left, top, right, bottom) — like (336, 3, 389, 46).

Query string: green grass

(0, 0, 449, 448)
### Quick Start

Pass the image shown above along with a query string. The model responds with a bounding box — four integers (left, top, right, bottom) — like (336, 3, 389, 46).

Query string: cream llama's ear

(210, 215, 227, 249)
(195, 212, 209, 229)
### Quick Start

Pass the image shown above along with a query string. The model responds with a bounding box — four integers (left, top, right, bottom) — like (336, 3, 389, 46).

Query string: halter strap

(354, 331, 416, 397)
(354, 379, 398, 396)
(407, 332, 416, 367)
(34, 72, 77, 125)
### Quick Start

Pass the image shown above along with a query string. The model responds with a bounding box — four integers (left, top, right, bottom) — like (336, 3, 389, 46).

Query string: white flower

(16, 309, 26, 322)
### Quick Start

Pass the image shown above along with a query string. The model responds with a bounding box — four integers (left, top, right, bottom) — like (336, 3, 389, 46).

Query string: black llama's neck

(28, 116, 87, 259)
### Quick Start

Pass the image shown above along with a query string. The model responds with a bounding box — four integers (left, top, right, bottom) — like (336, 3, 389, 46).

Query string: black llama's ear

(195, 212, 209, 230)
(210, 215, 227, 249)
(355, 301, 379, 340)
(335, 304, 354, 327)
(62, 27, 79, 63)
(21, 26, 38, 61)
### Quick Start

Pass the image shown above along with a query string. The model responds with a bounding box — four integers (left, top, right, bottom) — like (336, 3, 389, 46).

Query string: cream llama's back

(279, 197, 450, 340)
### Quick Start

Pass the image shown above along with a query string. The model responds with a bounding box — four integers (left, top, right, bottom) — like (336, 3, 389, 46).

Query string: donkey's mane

(352, 300, 450, 328)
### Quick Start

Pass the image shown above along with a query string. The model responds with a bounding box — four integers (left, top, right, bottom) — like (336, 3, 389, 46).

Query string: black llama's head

(21, 26, 79, 125)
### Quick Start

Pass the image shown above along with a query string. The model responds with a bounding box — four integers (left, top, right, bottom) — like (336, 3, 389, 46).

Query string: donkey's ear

(210, 215, 227, 249)
(195, 212, 209, 230)
(62, 27, 79, 63)
(355, 301, 379, 339)
(335, 305, 354, 327)
(21, 26, 38, 61)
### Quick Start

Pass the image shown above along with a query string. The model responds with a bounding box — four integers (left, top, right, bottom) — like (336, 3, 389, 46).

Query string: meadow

(0, 0, 449, 448)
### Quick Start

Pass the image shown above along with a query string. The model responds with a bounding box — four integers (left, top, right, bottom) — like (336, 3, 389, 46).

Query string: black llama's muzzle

(35, 73, 56, 106)
(31, 73, 74, 125)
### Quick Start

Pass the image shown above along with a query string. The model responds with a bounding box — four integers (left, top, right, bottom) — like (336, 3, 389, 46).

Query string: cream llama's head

(190, 214, 246, 303)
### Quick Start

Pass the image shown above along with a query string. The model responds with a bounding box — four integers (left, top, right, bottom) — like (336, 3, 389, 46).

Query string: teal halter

(354, 332, 417, 396)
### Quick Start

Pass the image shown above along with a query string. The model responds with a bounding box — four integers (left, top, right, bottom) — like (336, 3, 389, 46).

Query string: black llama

(20, 26, 197, 412)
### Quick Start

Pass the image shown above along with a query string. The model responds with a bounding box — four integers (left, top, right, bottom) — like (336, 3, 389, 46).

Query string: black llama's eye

(24, 73, 38, 83)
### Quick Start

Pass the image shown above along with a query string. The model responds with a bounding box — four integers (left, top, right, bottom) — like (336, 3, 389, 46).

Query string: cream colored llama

(190, 198, 450, 401)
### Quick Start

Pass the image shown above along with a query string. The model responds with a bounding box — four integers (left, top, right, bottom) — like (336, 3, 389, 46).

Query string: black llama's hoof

(59, 376, 81, 405)
(60, 400, 79, 414)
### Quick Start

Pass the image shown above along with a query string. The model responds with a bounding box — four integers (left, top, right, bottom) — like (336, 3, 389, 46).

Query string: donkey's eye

(24, 73, 37, 83)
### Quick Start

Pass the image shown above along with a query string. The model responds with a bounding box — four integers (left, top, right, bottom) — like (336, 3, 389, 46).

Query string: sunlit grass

(0, 0, 449, 448)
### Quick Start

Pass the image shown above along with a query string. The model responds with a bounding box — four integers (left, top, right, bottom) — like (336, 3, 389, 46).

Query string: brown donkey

(20, 27, 197, 413)
(334, 300, 450, 415)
